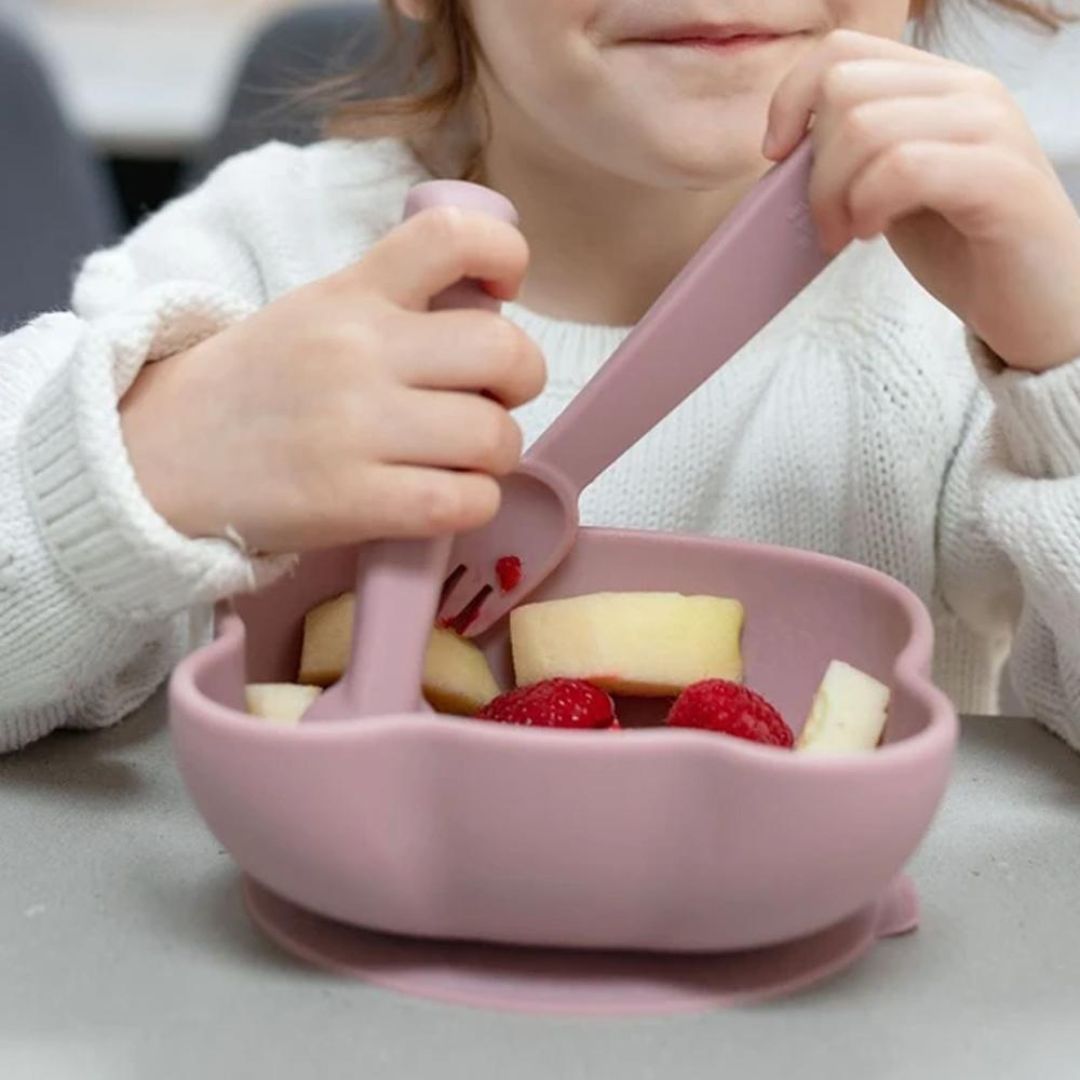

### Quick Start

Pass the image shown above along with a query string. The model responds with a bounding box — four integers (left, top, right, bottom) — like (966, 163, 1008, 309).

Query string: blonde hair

(324, 0, 1068, 176)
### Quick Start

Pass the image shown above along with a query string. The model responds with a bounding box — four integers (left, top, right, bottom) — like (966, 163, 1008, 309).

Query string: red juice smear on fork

(495, 556, 523, 594)
(447, 585, 493, 635)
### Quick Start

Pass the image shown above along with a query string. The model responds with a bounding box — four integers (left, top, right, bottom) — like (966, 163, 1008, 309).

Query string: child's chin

(629, 105, 773, 187)
(638, 135, 772, 192)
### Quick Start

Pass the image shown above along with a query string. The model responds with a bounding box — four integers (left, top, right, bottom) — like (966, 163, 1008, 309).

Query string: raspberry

(495, 555, 523, 593)
(666, 679, 793, 748)
(477, 678, 616, 730)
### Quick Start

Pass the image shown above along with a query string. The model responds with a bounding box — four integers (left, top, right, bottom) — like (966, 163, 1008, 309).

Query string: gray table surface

(3, 696, 1080, 1080)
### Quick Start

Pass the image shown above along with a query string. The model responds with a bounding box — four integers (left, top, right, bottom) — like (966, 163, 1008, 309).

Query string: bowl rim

(169, 528, 959, 772)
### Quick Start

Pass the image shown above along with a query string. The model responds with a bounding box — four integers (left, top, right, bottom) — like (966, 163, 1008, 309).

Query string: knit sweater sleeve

(0, 145, 300, 752)
(938, 334, 1080, 749)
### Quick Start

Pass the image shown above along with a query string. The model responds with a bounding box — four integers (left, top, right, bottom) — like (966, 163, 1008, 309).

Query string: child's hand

(120, 207, 545, 553)
(766, 29, 1080, 372)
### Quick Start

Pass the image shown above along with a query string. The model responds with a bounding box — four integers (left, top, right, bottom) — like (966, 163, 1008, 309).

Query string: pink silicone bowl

(169, 528, 957, 953)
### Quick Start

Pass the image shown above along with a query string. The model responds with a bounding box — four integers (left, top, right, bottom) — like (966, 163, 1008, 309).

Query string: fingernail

(762, 130, 778, 158)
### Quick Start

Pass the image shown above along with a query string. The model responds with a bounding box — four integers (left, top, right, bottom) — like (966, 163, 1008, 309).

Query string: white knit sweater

(4, 138, 1080, 753)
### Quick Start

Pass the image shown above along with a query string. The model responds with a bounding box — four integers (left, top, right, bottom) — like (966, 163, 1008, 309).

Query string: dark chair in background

(190, 2, 404, 184)
(0, 20, 120, 330)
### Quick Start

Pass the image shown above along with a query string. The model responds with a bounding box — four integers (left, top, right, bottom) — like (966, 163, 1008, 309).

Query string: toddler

(2, 0, 1080, 752)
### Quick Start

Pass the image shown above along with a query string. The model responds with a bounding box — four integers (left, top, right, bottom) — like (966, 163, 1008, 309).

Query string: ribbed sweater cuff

(971, 333, 1080, 480)
(18, 286, 295, 620)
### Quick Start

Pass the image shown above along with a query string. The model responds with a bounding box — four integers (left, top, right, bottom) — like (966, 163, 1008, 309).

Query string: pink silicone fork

(438, 139, 834, 637)
(303, 181, 519, 720)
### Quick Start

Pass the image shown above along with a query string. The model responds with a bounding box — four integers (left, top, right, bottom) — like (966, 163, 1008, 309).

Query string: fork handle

(525, 140, 833, 494)
(318, 182, 519, 717)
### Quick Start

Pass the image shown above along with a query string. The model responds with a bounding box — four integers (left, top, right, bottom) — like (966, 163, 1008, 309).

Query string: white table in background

(6, 1, 330, 157)
(2, 699, 1080, 1080)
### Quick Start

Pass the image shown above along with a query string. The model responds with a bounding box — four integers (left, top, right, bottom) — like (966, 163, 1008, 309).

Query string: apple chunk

(299, 592, 500, 715)
(510, 592, 744, 696)
(796, 661, 890, 753)
(422, 626, 502, 715)
(299, 592, 353, 688)
(245, 683, 322, 725)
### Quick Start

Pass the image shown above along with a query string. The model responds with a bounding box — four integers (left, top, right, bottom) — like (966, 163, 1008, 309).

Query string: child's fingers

(810, 94, 1012, 251)
(349, 206, 530, 311)
(845, 141, 1034, 241)
(350, 466, 503, 542)
(387, 309, 547, 408)
(284, 465, 504, 550)
(379, 387, 525, 477)
(766, 30, 944, 159)
(815, 58, 987, 114)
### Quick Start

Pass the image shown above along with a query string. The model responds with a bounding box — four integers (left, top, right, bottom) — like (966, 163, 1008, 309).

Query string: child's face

(464, 1, 912, 186)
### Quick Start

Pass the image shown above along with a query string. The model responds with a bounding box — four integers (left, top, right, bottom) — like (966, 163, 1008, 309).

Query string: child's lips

(633, 33, 784, 51)
(621, 25, 798, 55)
(672, 35, 780, 51)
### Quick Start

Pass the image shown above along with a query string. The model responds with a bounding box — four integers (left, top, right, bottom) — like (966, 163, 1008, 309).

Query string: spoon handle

(527, 140, 832, 494)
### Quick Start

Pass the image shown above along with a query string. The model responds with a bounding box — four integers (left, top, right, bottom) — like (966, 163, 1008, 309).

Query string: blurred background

(0, 0, 1077, 329)
(0, 1, 386, 226)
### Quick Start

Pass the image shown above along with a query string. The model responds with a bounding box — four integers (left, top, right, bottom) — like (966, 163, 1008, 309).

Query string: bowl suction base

(243, 875, 918, 1015)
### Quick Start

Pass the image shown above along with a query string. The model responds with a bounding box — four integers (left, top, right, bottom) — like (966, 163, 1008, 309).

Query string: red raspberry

(477, 678, 616, 730)
(667, 680, 793, 748)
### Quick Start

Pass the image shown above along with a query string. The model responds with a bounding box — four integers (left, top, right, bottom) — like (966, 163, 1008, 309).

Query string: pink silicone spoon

(438, 139, 834, 637)
(303, 181, 519, 720)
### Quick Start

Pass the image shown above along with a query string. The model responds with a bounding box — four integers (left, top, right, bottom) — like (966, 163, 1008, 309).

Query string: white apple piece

(299, 592, 501, 714)
(796, 660, 891, 753)
(510, 591, 745, 696)
(422, 625, 502, 715)
(299, 592, 353, 688)
(245, 683, 322, 725)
